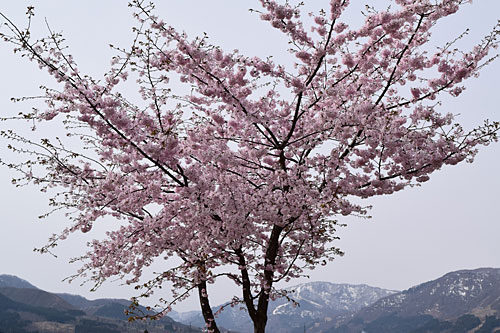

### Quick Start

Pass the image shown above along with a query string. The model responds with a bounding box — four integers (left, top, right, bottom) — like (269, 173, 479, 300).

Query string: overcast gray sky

(0, 1, 499, 312)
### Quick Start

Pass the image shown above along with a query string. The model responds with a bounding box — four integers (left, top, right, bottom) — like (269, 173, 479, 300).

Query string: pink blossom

(2, 1, 499, 332)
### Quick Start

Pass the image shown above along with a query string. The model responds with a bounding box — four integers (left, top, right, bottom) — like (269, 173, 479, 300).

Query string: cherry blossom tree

(1, 1, 499, 332)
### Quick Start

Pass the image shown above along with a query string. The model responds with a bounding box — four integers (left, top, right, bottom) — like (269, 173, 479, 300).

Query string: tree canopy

(1, 1, 499, 332)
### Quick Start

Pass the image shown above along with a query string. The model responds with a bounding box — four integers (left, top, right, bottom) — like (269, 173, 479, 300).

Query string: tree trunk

(252, 224, 284, 333)
(254, 319, 267, 333)
(197, 280, 220, 333)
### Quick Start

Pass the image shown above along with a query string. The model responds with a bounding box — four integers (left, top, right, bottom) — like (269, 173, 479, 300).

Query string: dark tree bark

(253, 224, 284, 333)
(197, 280, 220, 333)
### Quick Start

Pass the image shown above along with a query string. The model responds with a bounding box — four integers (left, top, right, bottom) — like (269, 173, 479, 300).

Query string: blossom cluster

(1, 0, 498, 330)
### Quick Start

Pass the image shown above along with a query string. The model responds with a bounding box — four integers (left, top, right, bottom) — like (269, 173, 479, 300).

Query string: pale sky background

(0, 1, 499, 313)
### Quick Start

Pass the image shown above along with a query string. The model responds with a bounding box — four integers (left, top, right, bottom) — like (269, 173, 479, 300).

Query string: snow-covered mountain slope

(355, 267, 500, 321)
(326, 267, 500, 332)
(271, 281, 398, 318)
(171, 282, 397, 333)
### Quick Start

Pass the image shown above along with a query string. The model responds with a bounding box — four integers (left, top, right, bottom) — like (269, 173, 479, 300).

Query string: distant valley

(171, 268, 500, 332)
(1, 267, 499, 332)
(170, 282, 397, 332)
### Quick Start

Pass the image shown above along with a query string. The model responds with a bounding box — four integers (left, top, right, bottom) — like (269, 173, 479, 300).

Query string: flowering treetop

(1, 0, 499, 332)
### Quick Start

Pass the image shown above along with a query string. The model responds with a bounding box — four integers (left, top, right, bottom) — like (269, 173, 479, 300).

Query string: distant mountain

(57, 293, 138, 316)
(171, 281, 397, 332)
(4, 269, 500, 332)
(0, 287, 75, 310)
(0, 275, 201, 332)
(57, 296, 194, 331)
(0, 274, 38, 289)
(0, 289, 87, 332)
(326, 267, 500, 332)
